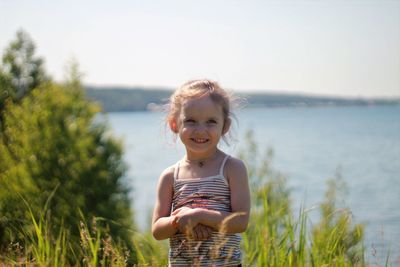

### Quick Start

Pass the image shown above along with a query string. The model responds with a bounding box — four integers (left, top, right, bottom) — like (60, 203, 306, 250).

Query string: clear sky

(1, 0, 399, 98)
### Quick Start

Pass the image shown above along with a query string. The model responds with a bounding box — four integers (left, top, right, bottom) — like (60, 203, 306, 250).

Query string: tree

(0, 80, 135, 244)
(0, 30, 136, 263)
(0, 29, 48, 104)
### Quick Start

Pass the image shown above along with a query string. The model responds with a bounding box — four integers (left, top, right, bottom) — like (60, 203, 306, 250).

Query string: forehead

(180, 95, 224, 118)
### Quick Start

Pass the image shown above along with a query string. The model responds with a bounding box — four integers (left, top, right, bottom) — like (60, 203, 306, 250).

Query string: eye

(207, 119, 217, 124)
(184, 119, 196, 123)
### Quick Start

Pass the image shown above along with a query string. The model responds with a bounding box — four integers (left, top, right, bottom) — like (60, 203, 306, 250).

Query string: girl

(152, 80, 250, 266)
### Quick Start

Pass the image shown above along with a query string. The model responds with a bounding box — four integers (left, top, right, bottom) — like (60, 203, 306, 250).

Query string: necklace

(185, 151, 219, 168)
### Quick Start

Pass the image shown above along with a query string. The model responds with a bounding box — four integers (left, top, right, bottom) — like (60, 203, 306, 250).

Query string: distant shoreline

(85, 86, 400, 113)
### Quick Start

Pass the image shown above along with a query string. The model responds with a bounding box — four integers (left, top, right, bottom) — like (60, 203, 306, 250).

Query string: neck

(185, 149, 219, 162)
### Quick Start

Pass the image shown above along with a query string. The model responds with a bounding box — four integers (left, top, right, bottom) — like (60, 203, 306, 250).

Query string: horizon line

(84, 83, 400, 101)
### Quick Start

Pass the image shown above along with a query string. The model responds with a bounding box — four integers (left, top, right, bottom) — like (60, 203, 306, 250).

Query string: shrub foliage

(0, 30, 135, 262)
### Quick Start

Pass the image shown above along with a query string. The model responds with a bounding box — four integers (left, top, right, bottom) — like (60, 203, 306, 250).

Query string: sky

(1, 0, 399, 98)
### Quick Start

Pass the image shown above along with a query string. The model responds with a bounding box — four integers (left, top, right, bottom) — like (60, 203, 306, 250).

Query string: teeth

(192, 138, 208, 143)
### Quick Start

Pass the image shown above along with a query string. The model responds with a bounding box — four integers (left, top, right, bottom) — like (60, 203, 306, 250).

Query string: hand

(171, 207, 200, 234)
(172, 206, 193, 216)
(191, 224, 213, 240)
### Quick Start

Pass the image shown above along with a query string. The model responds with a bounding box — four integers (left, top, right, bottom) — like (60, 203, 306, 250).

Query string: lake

(106, 105, 400, 261)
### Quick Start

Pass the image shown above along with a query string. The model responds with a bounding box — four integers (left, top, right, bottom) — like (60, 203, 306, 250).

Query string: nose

(194, 123, 207, 133)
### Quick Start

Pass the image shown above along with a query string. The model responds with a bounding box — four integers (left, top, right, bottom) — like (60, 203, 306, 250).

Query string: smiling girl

(152, 80, 250, 266)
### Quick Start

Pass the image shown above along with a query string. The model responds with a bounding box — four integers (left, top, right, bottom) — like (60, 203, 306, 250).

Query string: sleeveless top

(169, 155, 242, 267)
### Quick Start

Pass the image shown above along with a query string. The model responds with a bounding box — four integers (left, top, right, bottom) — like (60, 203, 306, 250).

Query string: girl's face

(173, 94, 229, 158)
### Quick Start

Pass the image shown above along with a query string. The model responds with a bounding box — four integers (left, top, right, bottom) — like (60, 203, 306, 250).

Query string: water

(106, 105, 400, 261)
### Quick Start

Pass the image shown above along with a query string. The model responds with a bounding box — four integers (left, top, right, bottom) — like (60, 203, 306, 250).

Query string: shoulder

(157, 164, 176, 187)
(161, 163, 176, 178)
(225, 155, 247, 172)
(224, 155, 248, 183)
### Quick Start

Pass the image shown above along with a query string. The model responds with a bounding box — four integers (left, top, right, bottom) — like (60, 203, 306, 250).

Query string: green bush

(0, 30, 135, 263)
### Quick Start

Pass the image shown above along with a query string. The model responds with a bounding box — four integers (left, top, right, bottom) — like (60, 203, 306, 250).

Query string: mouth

(191, 138, 209, 144)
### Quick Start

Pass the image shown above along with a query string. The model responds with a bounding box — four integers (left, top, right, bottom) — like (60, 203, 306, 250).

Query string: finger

(172, 208, 182, 215)
(171, 216, 179, 229)
(172, 207, 191, 215)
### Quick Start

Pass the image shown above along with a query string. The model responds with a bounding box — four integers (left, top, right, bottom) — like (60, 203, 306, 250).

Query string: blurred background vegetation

(0, 30, 136, 264)
(0, 30, 388, 266)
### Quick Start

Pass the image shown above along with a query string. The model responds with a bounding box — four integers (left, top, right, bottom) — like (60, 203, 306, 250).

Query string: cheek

(180, 126, 191, 135)
(208, 126, 224, 135)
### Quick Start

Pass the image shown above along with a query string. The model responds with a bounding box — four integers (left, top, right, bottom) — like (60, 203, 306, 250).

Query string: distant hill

(85, 86, 400, 112)
(86, 86, 171, 112)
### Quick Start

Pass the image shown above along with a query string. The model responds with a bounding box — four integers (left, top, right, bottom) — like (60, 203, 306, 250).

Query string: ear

(169, 119, 179, 133)
(222, 118, 231, 135)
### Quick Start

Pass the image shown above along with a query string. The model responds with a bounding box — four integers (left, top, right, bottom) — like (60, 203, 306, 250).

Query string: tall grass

(0, 132, 393, 266)
(239, 131, 366, 266)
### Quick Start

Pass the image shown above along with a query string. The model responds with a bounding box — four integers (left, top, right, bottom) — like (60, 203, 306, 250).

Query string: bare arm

(173, 158, 250, 233)
(151, 167, 177, 240)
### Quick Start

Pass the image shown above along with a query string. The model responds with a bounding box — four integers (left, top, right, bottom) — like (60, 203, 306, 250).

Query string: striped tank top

(169, 155, 242, 267)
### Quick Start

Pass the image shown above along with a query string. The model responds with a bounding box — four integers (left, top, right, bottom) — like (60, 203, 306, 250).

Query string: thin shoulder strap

(173, 161, 180, 180)
(219, 155, 230, 177)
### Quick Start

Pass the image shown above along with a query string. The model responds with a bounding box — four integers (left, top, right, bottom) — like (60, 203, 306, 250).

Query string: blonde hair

(166, 79, 234, 141)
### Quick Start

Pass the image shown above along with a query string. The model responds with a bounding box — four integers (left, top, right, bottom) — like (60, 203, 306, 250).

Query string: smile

(191, 138, 209, 144)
